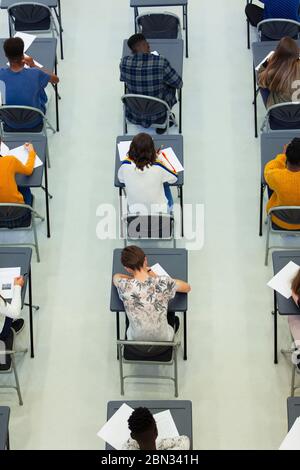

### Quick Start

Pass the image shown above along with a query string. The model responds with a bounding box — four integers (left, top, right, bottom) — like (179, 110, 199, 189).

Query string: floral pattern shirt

(115, 276, 177, 341)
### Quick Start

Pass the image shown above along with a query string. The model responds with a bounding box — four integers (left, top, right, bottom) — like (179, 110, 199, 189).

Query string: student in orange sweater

(0, 142, 36, 206)
(264, 138, 300, 229)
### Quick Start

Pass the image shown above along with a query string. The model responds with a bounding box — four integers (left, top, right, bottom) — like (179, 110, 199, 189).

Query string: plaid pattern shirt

(120, 53, 183, 127)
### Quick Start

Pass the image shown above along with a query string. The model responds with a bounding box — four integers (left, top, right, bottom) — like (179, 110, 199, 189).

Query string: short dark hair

(286, 138, 300, 166)
(127, 33, 146, 52)
(129, 133, 157, 170)
(128, 408, 156, 436)
(4, 37, 24, 62)
(121, 246, 146, 271)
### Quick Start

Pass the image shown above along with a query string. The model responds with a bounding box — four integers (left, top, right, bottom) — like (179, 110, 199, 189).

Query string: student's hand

(14, 276, 24, 287)
(23, 55, 35, 68)
(24, 143, 34, 153)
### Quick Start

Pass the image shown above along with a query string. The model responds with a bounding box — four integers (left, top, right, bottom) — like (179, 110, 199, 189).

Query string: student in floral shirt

(113, 246, 191, 341)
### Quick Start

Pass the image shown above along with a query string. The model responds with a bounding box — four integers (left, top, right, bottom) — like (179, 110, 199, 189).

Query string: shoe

(11, 318, 25, 335)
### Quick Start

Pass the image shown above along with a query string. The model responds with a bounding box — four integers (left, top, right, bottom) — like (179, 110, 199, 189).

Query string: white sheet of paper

(280, 417, 300, 450)
(255, 50, 274, 71)
(0, 142, 9, 155)
(151, 50, 159, 56)
(118, 140, 132, 161)
(154, 410, 179, 440)
(151, 263, 170, 277)
(267, 261, 300, 299)
(7, 145, 43, 169)
(14, 32, 36, 52)
(0, 267, 21, 299)
(158, 147, 184, 173)
(97, 403, 133, 450)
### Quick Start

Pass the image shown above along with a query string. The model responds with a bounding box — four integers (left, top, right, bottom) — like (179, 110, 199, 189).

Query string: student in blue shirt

(245, 0, 300, 27)
(0, 37, 59, 129)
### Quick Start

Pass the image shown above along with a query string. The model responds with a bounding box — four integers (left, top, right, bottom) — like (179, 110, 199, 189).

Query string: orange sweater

(0, 150, 36, 204)
(264, 153, 300, 229)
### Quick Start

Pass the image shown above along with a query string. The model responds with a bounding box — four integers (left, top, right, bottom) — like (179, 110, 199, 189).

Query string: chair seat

(0, 206, 32, 229)
(0, 330, 13, 372)
(14, 17, 51, 31)
(3, 122, 44, 133)
(124, 344, 173, 362)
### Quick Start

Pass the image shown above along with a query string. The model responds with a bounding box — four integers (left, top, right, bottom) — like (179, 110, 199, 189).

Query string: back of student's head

(127, 33, 147, 53)
(286, 138, 300, 166)
(121, 245, 145, 272)
(129, 133, 156, 170)
(128, 407, 157, 441)
(4, 37, 24, 63)
(292, 269, 300, 296)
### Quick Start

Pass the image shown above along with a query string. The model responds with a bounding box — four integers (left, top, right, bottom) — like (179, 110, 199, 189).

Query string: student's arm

(113, 273, 131, 286)
(163, 59, 183, 89)
(13, 143, 36, 176)
(174, 279, 191, 293)
(264, 153, 286, 189)
(0, 277, 24, 321)
(24, 56, 59, 84)
(118, 165, 125, 184)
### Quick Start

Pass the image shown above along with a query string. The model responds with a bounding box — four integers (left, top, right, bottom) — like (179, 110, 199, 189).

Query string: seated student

(0, 142, 36, 208)
(258, 37, 300, 108)
(289, 269, 300, 371)
(0, 37, 59, 129)
(118, 133, 177, 214)
(245, 0, 300, 28)
(123, 407, 190, 451)
(113, 245, 191, 341)
(120, 33, 183, 134)
(264, 138, 300, 230)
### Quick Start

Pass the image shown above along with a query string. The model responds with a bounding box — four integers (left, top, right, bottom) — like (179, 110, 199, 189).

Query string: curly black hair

(128, 408, 156, 435)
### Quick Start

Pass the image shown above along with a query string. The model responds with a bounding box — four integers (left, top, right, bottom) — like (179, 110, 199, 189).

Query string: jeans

(18, 186, 33, 206)
(0, 317, 13, 341)
(163, 183, 174, 211)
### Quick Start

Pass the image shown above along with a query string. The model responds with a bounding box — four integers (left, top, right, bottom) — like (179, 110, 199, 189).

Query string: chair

(261, 103, 300, 133)
(122, 212, 176, 247)
(265, 206, 300, 265)
(0, 202, 44, 262)
(122, 94, 177, 134)
(8, 2, 64, 60)
(136, 12, 181, 39)
(281, 341, 300, 397)
(0, 329, 27, 405)
(0, 105, 55, 167)
(257, 19, 300, 42)
(117, 335, 181, 397)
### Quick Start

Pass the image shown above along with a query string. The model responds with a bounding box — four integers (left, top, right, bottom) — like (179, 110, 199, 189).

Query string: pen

(161, 151, 177, 173)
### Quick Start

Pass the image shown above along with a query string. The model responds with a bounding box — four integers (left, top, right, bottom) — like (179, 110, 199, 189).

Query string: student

(264, 139, 300, 230)
(113, 246, 191, 341)
(123, 407, 190, 451)
(0, 142, 36, 207)
(245, 0, 300, 28)
(258, 37, 300, 108)
(0, 37, 59, 129)
(289, 269, 300, 372)
(120, 33, 183, 134)
(118, 133, 177, 214)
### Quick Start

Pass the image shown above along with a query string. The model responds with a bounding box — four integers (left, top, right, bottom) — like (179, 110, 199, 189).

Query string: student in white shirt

(0, 276, 25, 342)
(123, 407, 190, 451)
(117, 133, 177, 214)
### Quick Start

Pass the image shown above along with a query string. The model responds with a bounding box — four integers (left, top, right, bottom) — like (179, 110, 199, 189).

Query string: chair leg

(119, 345, 124, 396)
(46, 142, 51, 169)
(247, 19, 250, 49)
(291, 365, 296, 397)
(265, 220, 270, 266)
(174, 347, 179, 398)
(32, 218, 41, 263)
(11, 355, 23, 406)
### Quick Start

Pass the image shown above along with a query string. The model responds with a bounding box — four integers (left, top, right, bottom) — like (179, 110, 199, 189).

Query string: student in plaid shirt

(120, 34, 183, 133)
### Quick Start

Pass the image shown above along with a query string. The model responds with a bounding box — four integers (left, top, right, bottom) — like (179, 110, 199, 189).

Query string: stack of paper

(118, 141, 131, 161)
(0, 267, 21, 299)
(280, 417, 300, 450)
(151, 263, 170, 277)
(267, 261, 300, 299)
(97, 403, 179, 450)
(0, 143, 43, 169)
(158, 147, 184, 173)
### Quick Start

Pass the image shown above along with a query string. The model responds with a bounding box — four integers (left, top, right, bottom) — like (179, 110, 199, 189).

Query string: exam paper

(14, 32, 36, 52)
(0, 142, 9, 155)
(151, 51, 159, 56)
(118, 141, 131, 161)
(267, 261, 300, 299)
(255, 51, 274, 71)
(158, 147, 184, 173)
(7, 145, 43, 169)
(0, 267, 21, 300)
(151, 263, 170, 277)
(280, 417, 300, 450)
(97, 403, 133, 450)
(154, 410, 179, 440)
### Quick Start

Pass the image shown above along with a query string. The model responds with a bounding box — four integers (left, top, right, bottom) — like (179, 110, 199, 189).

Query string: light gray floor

(0, 0, 297, 450)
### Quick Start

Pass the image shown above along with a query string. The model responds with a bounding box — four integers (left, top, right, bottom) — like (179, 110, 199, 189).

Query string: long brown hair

(128, 133, 157, 171)
(292, 269, 300, 296)
(259, 37, 300, 94)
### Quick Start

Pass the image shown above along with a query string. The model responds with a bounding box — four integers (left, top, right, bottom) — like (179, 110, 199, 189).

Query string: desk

(130, 0, 188, 58)
(110, 248, 189, 359)
(0, 248, 35, 357)
(272, 251, 300, 364)
(259, 130, 300, 236)
(122, 39, 184, 133)
(3, 135, 51, 238)
(0, 37, 60, 132)
(287, 397, 300, 431)
(0, 407, 10, 450)
(252, 41, 300, 138)
(115, 134, 184, 236)
(106, 400, 192, 450)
